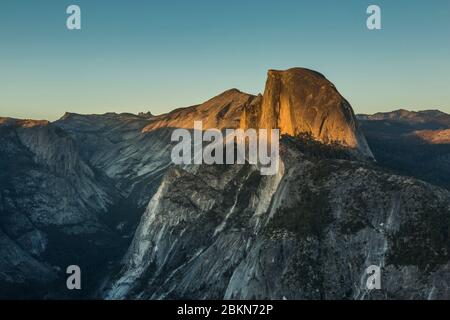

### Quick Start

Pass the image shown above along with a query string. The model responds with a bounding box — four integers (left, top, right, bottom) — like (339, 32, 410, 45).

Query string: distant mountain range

(1, 68, 449, 299)
(358, 109, 450, 128)
(357, 109, 450, 190)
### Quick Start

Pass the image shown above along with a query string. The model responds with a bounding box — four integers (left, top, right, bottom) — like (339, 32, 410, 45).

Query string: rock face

(142, 89, 260, 132)
(244, 68, 372, 158)
(105, 137, 450, 299)
(0, 118, 124, 298)
(143, 68, 372, 158)
(412, 129, 450, 144)
(2, 67, 450, 300)
(56, 112, 173, 208)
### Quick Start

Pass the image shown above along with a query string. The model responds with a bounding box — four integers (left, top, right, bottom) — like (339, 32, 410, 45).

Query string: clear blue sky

(1, 0, 449, 120)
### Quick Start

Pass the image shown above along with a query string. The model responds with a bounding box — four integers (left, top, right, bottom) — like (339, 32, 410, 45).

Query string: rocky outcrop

(56, 112, 173, 208)
(142, 89, 259, 132)
(142, 68, 372, 158)
(104, 137, 450, 299)
(0, 118, 124, 298)
(2, 68, 449, 300)
(410, 129, 450, 144)
(241, 68, 373, 158)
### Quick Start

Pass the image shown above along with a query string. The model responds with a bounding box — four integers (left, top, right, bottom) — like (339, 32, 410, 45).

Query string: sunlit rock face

(247, 68, 372, 158)
(142, 68, 372, 159)
(13, 67, 450, 300)
(142, 89, 259, 132)
(411, 129, 450, 144)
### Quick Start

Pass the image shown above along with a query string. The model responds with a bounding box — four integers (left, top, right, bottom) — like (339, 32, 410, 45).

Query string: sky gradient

(1, 0, 449, 121)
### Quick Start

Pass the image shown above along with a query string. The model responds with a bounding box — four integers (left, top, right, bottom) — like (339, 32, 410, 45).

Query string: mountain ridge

(2, 68, 450, 299)
(358, 108, 450, 190)
(357, 109, 450, 129)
